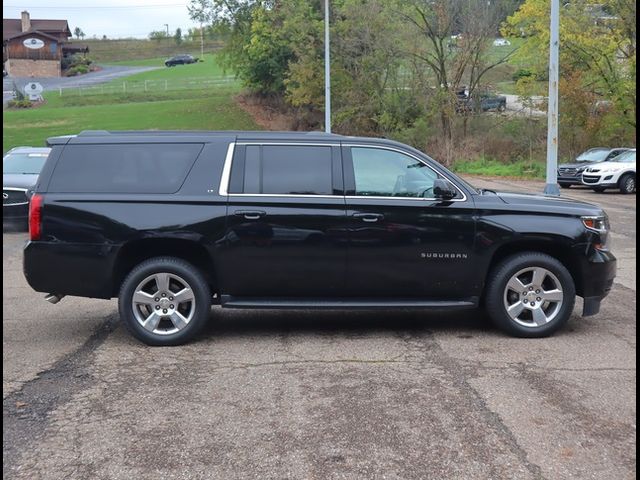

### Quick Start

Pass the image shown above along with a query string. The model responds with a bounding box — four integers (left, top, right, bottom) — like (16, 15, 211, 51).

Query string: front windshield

(3, 152, 49, 174)
(577, 149, 610, 162)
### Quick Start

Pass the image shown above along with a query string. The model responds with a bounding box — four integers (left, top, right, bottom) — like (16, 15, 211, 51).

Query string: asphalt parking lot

(3, 177, 636, 480)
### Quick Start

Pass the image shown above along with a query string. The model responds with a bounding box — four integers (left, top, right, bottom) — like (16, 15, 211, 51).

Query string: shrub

(66, 64, 90, 76)
(62, 54, 93, 71)
(7, 99, 33, 109)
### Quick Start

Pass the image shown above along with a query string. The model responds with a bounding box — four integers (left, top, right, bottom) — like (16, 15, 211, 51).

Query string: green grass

(452, 157, 546, 179)
(3, 54, 257, 152)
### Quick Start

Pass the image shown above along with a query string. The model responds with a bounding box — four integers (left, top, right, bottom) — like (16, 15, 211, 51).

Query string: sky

(2, 1, 200, 39)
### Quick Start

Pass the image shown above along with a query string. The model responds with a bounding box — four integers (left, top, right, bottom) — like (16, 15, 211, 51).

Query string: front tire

(619, 174, 636, 194)
(485, 252, 575, 337)
(118, 257, 211, 346)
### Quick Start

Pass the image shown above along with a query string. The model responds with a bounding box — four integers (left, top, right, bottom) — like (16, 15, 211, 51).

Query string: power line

(3, 4, 186, 9)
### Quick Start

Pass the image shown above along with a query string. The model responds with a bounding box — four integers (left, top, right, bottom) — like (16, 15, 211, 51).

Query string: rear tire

(485, 252, 575, 337)
(118, 257, 211, 346)
(619, 174, 636, 194)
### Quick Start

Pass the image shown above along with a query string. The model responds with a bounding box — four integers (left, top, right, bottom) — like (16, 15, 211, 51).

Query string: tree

(149, 30, 169, 41)
(398, 0, 516, 164)
(174, 28, 183, 45)
(74, 27, 84, 40)
(505, 0, 636, 129)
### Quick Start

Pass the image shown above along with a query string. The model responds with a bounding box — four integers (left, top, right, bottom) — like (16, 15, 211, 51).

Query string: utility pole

(164, 24, 169, 36)
(324, 0, 331, 133)
(544, 0, 560, 196)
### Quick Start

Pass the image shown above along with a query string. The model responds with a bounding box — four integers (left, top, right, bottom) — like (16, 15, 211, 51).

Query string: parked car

(581, 149, 636, 194)
(164, 55, 196, 67)
(558, 147, 631, 188)
(3, 146, 51, 226)
(456, 92, 507, 113)
(493, 38, 511, 47)
(23, 131, 616, 345)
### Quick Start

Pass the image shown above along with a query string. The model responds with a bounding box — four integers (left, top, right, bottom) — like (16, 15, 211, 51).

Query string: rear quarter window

(48, 143, 203, 193)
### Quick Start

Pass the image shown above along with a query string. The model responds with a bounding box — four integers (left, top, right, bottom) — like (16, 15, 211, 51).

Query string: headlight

(581, 215, 609, 233)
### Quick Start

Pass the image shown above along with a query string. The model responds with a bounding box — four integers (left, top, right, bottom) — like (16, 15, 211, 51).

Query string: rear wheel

(619, 174, 636, 194)
(118, 257, 211, 346)
(485, 252, 575, 337)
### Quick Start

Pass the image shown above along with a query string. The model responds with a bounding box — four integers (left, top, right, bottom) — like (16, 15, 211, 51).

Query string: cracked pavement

(2, 177, 636, 479)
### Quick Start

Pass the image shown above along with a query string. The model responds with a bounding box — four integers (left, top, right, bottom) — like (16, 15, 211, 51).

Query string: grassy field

(3, 55, 257, 152)
(452, 156, 546, 179)
(82, 38, 224, 63)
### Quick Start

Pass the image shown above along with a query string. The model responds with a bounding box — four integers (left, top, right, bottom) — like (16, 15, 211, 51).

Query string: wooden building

(3, 11, 88, 77)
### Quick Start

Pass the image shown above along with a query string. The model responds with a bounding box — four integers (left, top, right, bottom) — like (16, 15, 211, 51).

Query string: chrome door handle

(353, 213, 384, 223)
(234, 210, 266, 220)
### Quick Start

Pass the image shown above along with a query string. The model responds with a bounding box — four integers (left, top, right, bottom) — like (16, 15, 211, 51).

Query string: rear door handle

(234, 210, 266, 220)
(352, 213, 384, 223)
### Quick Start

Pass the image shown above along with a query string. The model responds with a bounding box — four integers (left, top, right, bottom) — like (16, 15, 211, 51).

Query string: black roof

(46, 130, 404, 148)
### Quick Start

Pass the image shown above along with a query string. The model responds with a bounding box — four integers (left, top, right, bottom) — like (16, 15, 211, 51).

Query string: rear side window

(237, 145, 333, 195)
(48, 143, 203, 193)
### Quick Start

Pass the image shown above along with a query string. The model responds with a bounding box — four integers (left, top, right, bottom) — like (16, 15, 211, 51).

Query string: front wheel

(118, 257, 211, 346)
(619, 174, 636, 194)
(485, 252, 575, 337)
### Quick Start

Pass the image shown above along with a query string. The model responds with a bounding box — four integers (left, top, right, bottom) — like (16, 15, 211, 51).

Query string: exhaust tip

(45, 294, 65, 304)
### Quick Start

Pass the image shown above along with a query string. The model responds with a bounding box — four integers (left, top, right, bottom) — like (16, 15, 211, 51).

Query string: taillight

(29, 193, 43, 241)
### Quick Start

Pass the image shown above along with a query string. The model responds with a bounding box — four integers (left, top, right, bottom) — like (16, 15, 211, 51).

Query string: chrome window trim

(3, 187, 29, 206)
(218, 142, 235, 196)
(218, 141, 468, 202)
(344, 144, 468, 202)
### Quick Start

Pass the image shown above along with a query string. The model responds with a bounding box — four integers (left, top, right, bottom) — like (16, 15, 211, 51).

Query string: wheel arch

(112, 238, 217, 297)
(484, 239, 584, 298)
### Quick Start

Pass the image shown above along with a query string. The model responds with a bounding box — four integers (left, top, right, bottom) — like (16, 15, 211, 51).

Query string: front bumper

(581, 173, 618, 187)
(574, 247, 616, 316)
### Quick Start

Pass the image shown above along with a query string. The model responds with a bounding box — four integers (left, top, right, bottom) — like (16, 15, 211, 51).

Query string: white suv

(582, 149, 636, 194)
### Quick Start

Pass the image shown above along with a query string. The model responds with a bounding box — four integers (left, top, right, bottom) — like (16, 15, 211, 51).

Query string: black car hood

(494, 191, 602, 216)
(3, 173, 39, 190)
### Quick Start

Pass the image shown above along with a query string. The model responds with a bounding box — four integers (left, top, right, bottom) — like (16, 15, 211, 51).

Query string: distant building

(3, 11, 88, 77)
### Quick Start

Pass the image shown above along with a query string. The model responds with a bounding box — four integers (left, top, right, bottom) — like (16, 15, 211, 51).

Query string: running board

(220, 296, 478, 310)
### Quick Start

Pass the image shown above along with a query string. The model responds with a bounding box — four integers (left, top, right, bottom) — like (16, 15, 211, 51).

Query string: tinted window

(3, 151, 49, 174)
(351, 147, 439, 198)
(49, 143, 202, 193)
(242, 145, 333, 195)
(618, 151, 636, 163)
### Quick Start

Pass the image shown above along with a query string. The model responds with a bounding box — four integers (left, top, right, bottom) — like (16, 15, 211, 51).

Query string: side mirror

(433, 178, 457, 200)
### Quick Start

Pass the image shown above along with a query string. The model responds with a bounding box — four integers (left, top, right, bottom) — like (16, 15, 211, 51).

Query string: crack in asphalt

(2, 314, 119, 476)
(398, 330, 549, 480)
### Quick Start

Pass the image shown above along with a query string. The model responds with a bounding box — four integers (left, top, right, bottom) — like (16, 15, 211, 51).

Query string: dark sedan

(558, 147, 631, 188)
(164, 54, 196, 67)
(3, 147, 50, 227)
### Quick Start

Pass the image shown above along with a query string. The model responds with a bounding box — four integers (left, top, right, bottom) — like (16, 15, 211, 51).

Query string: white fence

(58, 76, 238, 97)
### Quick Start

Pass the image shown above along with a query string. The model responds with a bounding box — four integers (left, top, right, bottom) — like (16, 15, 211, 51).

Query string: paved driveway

(2, 177, 636, 479)
(3, 65, 159, 104)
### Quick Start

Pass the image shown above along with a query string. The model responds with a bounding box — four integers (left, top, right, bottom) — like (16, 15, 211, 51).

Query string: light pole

(164, 24, 169, 36)
(544, 0, 560, 196)
(324, 0, 331, 133)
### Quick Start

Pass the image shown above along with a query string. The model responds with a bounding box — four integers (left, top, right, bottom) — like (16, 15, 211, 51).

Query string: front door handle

(234, 210, 266, 220)
(353, 213, 384, 223)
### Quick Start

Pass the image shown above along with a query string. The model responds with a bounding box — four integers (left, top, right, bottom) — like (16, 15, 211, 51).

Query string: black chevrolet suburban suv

(23, 131, 616, 345)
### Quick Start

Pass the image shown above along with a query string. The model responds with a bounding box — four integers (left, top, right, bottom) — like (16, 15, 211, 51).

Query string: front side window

(351, 147, 440, 198)
(241, 145, 333, 195)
